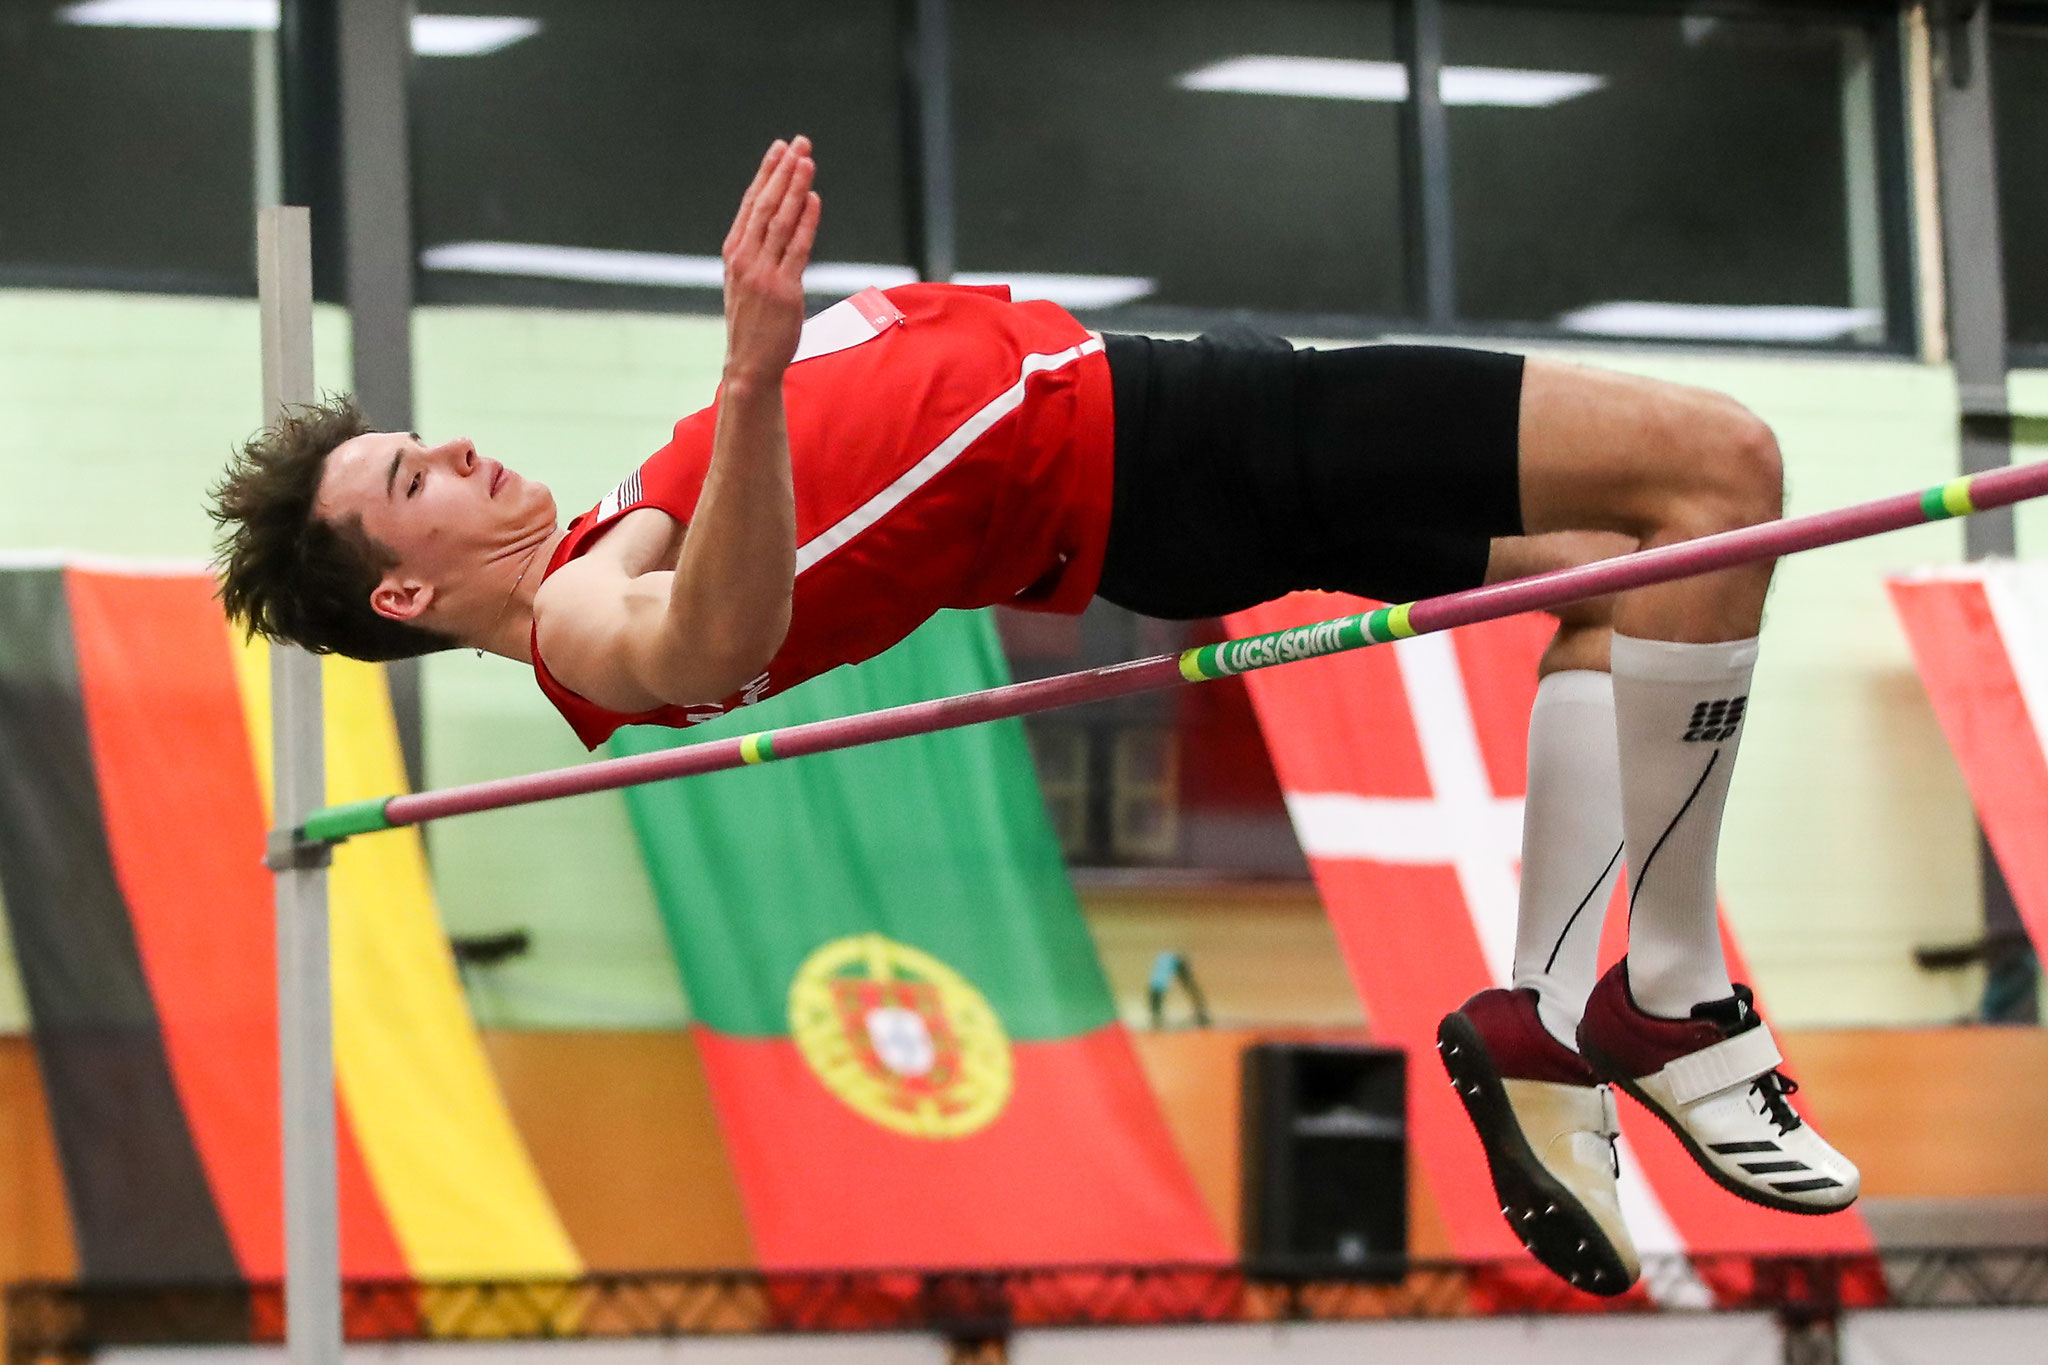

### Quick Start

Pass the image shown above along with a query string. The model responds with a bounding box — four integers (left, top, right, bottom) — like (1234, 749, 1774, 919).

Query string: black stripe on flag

(0, 569, 241, 1285)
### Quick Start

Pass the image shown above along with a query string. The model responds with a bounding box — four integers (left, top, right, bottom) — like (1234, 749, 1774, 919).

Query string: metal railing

(10, 1248, 2048, 1363)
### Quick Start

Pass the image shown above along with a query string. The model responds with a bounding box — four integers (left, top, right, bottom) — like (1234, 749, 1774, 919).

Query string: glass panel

(1996, 22, 2048, 350)
(952, 0, 1407, 323)
(413, 0, 908, 309)
(1444, 4, 1892, 345)
(998, 603, 1308, 877)
(0, 6, 254, 291)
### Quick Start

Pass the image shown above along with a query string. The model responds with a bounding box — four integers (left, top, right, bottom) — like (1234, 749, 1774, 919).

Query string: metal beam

(1928, 0, 2033, 1008)
(338, 0, 414, 435)
(1932, 0, 2013, 554)
(899, 0, 957, 283)
(258, 207, 341, 1365)
(338, 0, 425, 795)
(277, 0, 344, 299)
(1397, 0, 1456, 327)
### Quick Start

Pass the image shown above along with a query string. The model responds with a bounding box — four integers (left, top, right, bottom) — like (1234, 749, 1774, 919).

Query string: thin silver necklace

(476, 541, 545, 659)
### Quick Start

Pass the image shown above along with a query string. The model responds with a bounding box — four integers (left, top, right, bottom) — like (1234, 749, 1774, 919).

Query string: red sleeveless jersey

(531, 283, 1115, 748)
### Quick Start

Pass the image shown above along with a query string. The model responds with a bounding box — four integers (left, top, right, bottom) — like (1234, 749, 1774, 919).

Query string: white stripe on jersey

(794, 337, 1105, 575)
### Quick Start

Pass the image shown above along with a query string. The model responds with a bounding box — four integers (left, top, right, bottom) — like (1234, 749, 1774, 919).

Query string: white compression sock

(1512, 670, 1625, 1049)
(1610, 633, 1753, 1018)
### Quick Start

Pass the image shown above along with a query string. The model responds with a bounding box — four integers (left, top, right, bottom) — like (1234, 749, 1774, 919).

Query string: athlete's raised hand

(720, 136, 821, 386)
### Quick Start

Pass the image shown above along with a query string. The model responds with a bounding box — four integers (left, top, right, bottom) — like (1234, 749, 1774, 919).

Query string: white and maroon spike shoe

(1576, 964, 1859, 1215)
(1438, 988, 1639, 1296)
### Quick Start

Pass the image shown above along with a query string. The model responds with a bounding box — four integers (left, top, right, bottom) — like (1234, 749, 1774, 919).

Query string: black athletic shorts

(1095, 328, 1525, 619)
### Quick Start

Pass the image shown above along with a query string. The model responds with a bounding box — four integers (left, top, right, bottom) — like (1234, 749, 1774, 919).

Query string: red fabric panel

(1448, 612, 1549, 796)
(65, 569, 407, 1278)
(694, 1024, 1228, 1269)
(1176, 619, 1298, 814)
(1229, 593, 1872, 1259)
(1891, 577, 2048, 951)
(1177, 674, 1291, 813)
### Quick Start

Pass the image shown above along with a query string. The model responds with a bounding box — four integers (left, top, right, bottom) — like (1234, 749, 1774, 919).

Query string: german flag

(0, 563, 578, 1295)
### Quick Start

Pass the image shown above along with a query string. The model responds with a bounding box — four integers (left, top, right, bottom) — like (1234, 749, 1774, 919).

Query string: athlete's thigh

(1516, 356, 1769, 538)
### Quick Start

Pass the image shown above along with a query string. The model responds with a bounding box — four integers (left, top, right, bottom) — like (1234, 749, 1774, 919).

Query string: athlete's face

(316, 430, 557, 627)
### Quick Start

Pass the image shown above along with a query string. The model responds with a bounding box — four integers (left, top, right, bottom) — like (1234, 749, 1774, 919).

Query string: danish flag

(1890, 561, 2048, 955)
(1226, 594, 1875, 1282)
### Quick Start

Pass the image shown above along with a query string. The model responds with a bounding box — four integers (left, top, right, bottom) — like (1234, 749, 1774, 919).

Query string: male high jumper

(211, 137, 1858, 1293)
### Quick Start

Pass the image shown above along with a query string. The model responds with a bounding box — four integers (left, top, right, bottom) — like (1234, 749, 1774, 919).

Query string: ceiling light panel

(1176, 55, 1604, 108)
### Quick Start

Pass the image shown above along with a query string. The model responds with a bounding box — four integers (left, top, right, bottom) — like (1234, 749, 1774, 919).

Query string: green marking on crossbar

(1365, 604, 1417, 642)
(738, 732, 776, 765)
(1921, 477, 1977, 520)
(301, 797, 392, 843)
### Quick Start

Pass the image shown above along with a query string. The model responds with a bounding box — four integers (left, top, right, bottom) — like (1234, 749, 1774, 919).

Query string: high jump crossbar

(298, 460, 2048, 847)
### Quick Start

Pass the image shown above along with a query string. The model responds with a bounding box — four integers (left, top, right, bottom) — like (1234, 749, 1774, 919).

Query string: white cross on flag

(1225, 594, 1875, 1285)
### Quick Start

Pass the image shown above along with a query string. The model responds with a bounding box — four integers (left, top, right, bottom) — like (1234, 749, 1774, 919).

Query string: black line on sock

(1543, 841, 1626, 974)
(1626, 748, 1721, 927)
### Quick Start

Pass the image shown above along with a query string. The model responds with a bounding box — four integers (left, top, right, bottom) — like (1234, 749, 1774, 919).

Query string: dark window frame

(1034, 0, 1921, 354)
(2, 0, 1929, 357)
(1993, 5, 2048, 365)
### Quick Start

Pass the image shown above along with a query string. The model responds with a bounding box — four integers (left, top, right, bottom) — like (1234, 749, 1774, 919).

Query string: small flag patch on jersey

(595, 469, 644, 524)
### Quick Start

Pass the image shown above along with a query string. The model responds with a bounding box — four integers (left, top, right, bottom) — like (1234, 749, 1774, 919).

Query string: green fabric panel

(612, 609, 1115, 1040)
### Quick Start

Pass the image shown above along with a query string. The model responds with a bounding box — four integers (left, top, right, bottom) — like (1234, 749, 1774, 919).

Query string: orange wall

(1783, 1026, 2048, 1198)
(0, 1039, 76, 1344)
(478, 1030, 754, 1271)
(1125, 1025, 2048, 1256)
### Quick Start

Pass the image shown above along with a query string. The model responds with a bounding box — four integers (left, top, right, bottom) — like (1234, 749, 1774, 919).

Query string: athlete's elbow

(676, 606, 790, 701)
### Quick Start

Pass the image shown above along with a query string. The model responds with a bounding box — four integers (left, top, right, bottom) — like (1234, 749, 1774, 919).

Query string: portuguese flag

(613, 611, 1226, 1269)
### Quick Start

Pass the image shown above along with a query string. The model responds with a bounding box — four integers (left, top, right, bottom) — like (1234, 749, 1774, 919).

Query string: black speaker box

(1240, 1041, 1407, 1278)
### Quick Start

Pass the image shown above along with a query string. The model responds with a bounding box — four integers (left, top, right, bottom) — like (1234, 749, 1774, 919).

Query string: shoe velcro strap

(1660, 1025, 1782, 1106)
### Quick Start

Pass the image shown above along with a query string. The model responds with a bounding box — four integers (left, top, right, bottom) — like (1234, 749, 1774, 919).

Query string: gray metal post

(1932, 0, 2012, 555)
(258, 207, 343, 1365)
(338, 0, 425, 794)
(1930, 1, 2034, 1015)
(1397, 0, 1456, 327)
(901, 0, 957, 283)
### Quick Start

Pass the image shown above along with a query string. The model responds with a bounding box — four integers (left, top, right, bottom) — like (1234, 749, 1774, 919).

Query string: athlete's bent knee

(1660, 395, 1783, 540)
(1717, 403, 1784, 527)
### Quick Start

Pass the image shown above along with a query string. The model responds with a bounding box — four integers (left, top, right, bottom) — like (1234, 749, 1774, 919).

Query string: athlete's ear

(370, 574, 433, 623)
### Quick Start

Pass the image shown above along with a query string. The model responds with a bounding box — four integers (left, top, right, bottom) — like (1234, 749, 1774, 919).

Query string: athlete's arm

(539, 138, 819, 711)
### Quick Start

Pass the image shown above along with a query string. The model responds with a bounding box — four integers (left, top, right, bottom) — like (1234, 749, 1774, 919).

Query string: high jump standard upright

(256, 205, 342, 1365)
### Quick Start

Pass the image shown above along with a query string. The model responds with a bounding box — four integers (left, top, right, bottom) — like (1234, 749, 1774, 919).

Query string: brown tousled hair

(208, 394, 457, 662)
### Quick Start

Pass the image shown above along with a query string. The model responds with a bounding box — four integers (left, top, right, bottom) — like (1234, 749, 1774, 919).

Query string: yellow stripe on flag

(323, 659, 581, 1282)
(225, 635, 582, 1287)
(226, 626, 275, 816)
